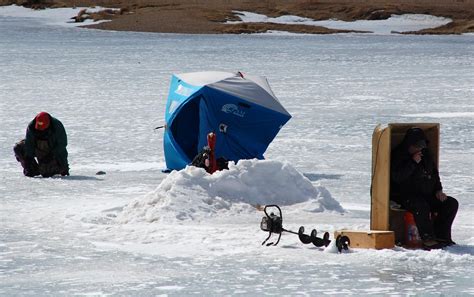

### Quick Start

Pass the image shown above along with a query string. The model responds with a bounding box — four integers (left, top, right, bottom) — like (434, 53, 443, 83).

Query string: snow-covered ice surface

(229, 11, 453, 34)
(1, 8, 474, 296)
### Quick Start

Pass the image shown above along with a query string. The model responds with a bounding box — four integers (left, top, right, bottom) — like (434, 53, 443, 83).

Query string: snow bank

(229, 11, 452, 34)
(0, 5, 117, 27)
(119, 159, 344, 223)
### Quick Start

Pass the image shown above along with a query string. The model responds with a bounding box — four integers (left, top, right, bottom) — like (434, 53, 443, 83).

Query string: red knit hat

(35, 112, 51, 130)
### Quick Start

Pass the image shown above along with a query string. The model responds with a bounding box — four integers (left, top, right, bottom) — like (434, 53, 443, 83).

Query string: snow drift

(0, 5, 116, 27)
(119, 159, 344, 223)
(228, 11, 452, 35)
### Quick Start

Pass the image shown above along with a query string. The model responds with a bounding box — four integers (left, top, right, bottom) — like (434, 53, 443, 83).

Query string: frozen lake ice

(1, 9, 473, 296)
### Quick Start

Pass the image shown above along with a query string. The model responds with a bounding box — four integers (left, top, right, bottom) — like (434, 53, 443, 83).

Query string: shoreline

(1, 0, 473, 35)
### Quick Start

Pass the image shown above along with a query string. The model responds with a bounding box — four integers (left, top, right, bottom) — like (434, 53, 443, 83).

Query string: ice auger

(260, 205, 350, 252)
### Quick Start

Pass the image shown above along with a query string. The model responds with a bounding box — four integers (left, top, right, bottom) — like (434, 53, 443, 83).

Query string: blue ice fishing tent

(163, 71, 291, 171)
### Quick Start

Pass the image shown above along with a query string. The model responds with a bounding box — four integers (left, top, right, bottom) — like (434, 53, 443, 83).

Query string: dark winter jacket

(25, 115, 68, 168)
(390, 130, 442, 202)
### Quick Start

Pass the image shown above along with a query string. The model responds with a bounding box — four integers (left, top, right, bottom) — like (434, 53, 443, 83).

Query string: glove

(24, 157, 39, 177)
(24, 168, 37, 177)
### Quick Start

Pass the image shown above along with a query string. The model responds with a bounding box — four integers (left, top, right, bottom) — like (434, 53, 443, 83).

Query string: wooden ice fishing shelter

(370, 123, 440, 243)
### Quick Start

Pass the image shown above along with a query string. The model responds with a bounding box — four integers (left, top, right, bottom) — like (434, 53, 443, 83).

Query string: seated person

(390, 127, 458, 249)
(14, 112, 69, 177)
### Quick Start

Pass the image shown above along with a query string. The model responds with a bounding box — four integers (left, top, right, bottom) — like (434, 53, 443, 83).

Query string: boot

(422, 238, 446, 250)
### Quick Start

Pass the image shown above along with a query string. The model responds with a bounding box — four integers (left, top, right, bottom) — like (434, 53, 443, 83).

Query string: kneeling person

(14, 112, 69, 177)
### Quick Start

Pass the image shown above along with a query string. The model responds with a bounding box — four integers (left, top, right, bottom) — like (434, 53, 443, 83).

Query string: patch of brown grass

(221, 22, 368, 34)
(401, 19, 474, 35)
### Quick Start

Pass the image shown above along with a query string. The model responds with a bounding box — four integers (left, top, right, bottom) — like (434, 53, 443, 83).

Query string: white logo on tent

(222, 104, 245, 118)
(168, 100, 180, 114)
(175, 84, 193, 97)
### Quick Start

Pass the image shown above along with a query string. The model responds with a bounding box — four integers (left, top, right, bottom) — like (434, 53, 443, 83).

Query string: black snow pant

(401, 194, 458, 241)
(14, 139, 61, 178)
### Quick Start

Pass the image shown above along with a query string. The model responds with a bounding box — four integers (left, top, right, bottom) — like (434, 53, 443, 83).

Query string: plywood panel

(369, 123, 440, 246)
(370, 125, 391, 230)
(371, 123, 440, 232)
(334, 230, 395, 250)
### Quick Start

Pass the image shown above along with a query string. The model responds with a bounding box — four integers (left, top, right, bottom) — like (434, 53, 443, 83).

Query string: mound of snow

(119, 159, 344, 223)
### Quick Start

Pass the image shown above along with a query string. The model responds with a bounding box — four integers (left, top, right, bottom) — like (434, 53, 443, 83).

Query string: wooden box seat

(370, 123, 440, 247)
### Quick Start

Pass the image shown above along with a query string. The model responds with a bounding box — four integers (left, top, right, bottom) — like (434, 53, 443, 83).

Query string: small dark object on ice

(96, 171, 106, 175)
(335, 235, 351, 252)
